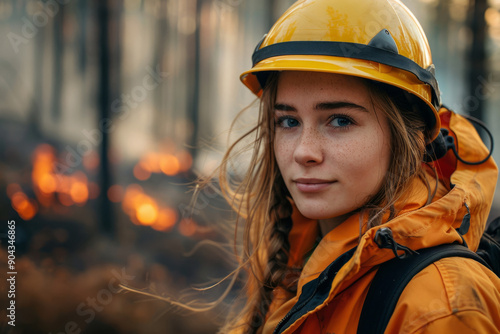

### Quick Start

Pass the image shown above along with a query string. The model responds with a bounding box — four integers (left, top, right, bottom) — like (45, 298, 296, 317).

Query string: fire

(31, 144, 57, 193)
(70, 181, 89, 204)
(122, 184, 179, 231)
(8, 189, 38, 220)
(160, 154, 180, 176)
(136, 202, 158, 225)
(8, 143, 189, 232)
(143, 153, 162, 173)
(133, 147, 192, 180)
(29, 145, 92, 207)
(152, 208, 177, 232)
(38, 174, 57, 194)
(126, 146, 194, 231)
(122, 184, 145, 216)
(6, 144, 96, 219)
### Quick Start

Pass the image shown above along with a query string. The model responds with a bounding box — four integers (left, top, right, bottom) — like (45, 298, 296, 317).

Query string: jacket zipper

(273, 247, 357, 333)
(273, 273, 330, 334)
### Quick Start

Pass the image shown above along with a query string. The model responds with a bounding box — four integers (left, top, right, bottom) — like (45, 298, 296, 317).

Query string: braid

(222, 72, 303, 333)
(248, 175, 294, 333)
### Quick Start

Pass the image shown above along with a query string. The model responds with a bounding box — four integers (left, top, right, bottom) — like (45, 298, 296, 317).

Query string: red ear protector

(424, 115, 494, 165)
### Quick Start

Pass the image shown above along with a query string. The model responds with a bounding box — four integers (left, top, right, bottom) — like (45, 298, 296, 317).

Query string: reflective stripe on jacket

(262, 108, 500, 334)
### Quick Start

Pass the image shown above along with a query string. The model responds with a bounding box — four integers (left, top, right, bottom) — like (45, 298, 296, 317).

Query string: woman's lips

(294, 178, 336, 192)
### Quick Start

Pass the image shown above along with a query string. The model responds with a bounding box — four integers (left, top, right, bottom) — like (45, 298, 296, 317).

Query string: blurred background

(0, 0, 499, 333)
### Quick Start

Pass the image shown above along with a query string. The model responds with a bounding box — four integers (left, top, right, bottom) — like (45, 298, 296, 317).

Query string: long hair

(360, 81, 430, 229)
(208, 72, 430, 333)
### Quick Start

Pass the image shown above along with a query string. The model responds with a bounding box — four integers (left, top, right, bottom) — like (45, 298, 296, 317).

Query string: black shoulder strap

(357, 244, 491, 334)
(477, 232, 500, 276)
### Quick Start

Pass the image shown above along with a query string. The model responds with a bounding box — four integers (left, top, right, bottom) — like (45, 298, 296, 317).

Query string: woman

(213, 0, 500, 332)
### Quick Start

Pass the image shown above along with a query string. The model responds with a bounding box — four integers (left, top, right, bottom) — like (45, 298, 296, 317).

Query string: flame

(122, 184, 178, 231)
(11, 143, 191, 225)
(122, 184, 145, 215)
(9, 190, 38, 220)
(160, 154, 180, 176)
(134, 147, 193, 180)
(11, 192, 28, 210)
(20, 144, 94, 215)
(136, 202, 158, 225)
(143, 153, 162, 173)
(32, 144, 57, 195)
(38, 174, 57, 194)
(70, 181, 89, 204)
(126, 145, 194, 230)
(21, 201, 37, 220)
(152, 207, 177, 231)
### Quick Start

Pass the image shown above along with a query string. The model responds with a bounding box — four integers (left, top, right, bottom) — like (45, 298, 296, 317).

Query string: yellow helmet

(240, 0, 441, 140)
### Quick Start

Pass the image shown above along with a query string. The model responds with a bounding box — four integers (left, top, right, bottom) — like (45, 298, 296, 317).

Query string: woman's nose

(293, 127, 324, 166)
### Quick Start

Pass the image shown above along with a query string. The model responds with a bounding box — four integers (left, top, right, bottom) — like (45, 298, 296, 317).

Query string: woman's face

(274, 71, 391, 222)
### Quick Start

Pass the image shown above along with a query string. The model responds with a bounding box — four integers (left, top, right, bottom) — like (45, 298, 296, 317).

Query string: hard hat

(240, 0, 441, 140)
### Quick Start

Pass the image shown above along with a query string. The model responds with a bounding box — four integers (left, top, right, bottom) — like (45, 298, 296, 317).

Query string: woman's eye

(277, 117, 299, 128)
(331, 116, 353, 128)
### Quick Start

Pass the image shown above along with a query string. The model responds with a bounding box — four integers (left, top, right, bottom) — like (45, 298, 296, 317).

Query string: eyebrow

(274, 101, 368, 112)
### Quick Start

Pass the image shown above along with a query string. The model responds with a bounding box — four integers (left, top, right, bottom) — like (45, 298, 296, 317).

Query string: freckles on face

(273, 71, 391, 221)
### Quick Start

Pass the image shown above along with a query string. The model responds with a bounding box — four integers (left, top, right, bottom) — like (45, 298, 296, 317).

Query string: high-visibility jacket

(262, 108, 500, 334)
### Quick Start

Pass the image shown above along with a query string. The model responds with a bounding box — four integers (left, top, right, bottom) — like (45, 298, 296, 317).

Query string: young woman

(212, 0, 500, 332)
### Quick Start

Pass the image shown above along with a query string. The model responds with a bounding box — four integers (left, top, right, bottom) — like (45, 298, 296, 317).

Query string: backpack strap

(477, 232, 500, 276)
(357, 243, 491, 334)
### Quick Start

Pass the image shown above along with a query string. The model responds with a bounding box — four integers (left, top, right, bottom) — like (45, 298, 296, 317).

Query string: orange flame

(9, 190, 38, 220)
(122, 184, 178, 231)
(160, 154, 180, 176)
(27, 144, 93, 211)
(152, 207, 178, 232)
(14, 143, 191, 225)
(136, 202, 158, 225)
(134, 148, 192, 180)
(70, 181, 89, 204)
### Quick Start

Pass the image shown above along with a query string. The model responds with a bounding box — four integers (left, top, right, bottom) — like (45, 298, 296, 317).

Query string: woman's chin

(297, 209, 337, 221)
(297, 206, 355, 223)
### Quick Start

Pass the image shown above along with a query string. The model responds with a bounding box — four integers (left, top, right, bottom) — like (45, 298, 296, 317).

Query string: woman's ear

(423, 129, 454, 162)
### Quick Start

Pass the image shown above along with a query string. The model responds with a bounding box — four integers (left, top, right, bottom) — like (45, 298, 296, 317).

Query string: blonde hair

(202, 72, 430, 333)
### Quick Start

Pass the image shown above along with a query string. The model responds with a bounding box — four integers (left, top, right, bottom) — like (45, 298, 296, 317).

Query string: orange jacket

(262, 108, 500, 334)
